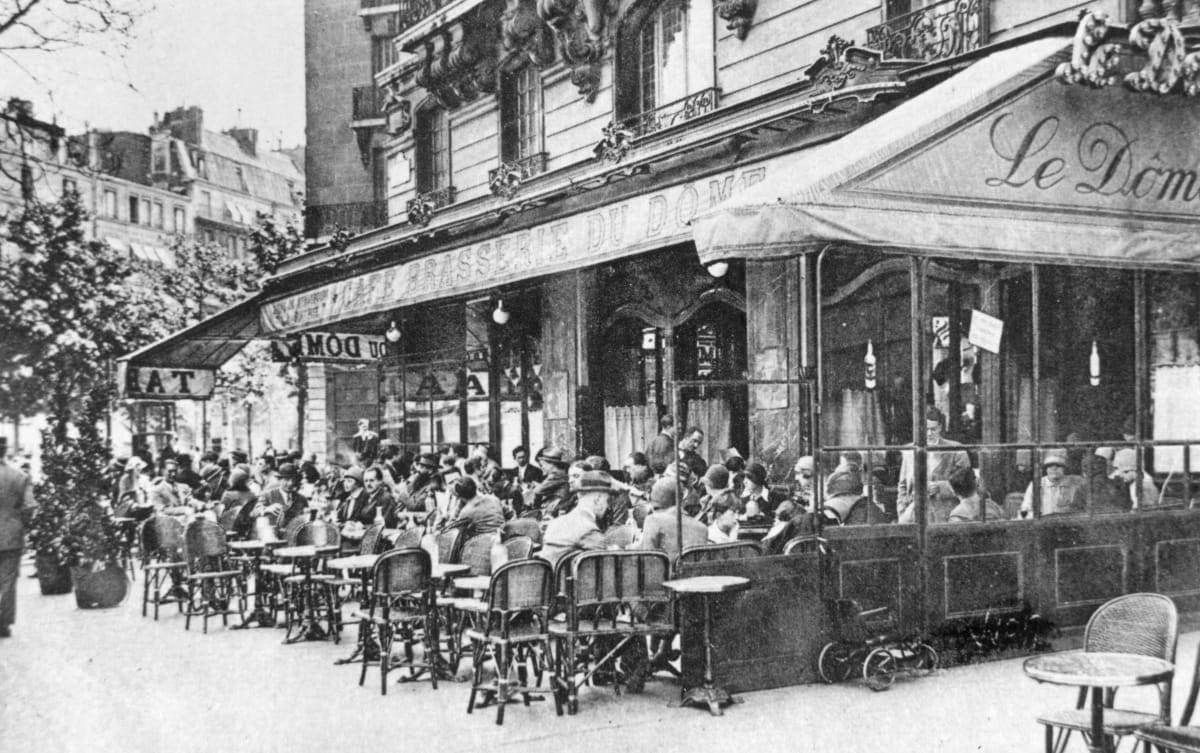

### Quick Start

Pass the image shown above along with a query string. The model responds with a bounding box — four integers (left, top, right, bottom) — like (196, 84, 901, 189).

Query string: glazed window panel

(416, 107, 450, 192)
(1148, 272, 1200, 493)
(500, 66, 543, 163)
(635, 0, 687, 114)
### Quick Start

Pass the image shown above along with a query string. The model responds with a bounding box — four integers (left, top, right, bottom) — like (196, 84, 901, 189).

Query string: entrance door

(600, 316, 664, 466)
(673, 300, 748, 464)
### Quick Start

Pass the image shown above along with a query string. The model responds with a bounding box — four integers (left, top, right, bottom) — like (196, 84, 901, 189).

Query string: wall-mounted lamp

(1089, 340, 1100, 386)
(492, 299, 510, 325)
(385, 320, 402, 343)
(706, 261, 729, 278)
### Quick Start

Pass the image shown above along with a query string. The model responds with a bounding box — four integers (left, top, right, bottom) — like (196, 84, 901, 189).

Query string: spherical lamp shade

(492, 300, 510, 325)
(385, 321, 402, 343)
(707, 261, 729, 278)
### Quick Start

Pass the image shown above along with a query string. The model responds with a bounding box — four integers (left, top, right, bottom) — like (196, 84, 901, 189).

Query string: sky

(2, 0, 305, 149)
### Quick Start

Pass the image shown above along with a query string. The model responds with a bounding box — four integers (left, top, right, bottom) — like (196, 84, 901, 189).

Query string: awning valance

(120, 294, 264, 370)
(691, 36, 1200, 269)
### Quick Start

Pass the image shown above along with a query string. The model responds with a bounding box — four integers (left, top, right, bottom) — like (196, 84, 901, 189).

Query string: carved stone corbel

(715, 0, 757, 40)
(415, 38, 462, 109)
(538, 0, 615, 102)
(502, 0, 556, 67)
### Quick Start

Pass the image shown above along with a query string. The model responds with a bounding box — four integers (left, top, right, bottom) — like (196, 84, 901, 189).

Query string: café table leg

(677, 594, 741, 716)
(335, 569, 376, 666)
(1089, 686, 1108, 753)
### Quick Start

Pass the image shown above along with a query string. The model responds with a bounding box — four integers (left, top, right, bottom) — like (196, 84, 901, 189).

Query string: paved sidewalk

(2, 558, 1195, 753)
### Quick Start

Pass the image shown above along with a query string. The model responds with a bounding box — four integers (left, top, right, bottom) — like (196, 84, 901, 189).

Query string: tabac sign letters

(119, 364, 216, 400)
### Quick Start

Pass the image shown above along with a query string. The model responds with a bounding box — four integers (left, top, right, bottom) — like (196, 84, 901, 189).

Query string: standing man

(677, 426, 708, 479)
(352, 419, 380, 467)
(0, 439, 35, 638)
(646, 415, 676, 476)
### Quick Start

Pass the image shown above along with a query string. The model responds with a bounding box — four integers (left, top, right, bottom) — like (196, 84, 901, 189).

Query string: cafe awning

(120, 293, 264, 370)
(691, 35, 1200, 270)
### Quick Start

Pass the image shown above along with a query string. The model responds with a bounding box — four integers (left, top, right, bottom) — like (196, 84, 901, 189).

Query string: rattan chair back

(183, 518, 230, 572)
(296, 520, 340, 548)
(360, 523, 385, 555)
(570, 550, 672, 617)
(678, 541, 761, 568)
(143, 515, 185, 562)
(372, 548, 432, 598)
(1085, 592, 1178, 661)
(218, 504, 245, 535)
(390, 527, 423, 550)
(460, 533, 494, 576)
(504, 535, 534, 561)
(283, 515, 308, 545)
(436, 526, 463, 564)
(479, 559, 553, 638)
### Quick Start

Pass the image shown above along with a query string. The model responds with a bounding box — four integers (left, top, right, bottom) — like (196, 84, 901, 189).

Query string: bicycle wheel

(863, 648, 896, 691)
(914, 642, 940, 672)
(817, 642, 855, 684)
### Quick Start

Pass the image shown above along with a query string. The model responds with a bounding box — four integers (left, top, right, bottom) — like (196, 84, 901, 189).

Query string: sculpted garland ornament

(1058, 9, 1200, 95)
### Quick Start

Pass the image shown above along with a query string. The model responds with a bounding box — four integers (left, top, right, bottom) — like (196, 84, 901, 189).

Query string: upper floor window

(62, 177, 77, 197)
(415, 107, 450, 193)
(152, 201, 164, 229)
(103, 189, 117, 218)
(128, 195, 140, 224)
(372, 35, 398, 75)
(615, 0, 716, 130)
(173, 206, 186, 233)
(499, 66, 543, 163)
(636, 0, 687, 115)
(141, 198, 151, 226)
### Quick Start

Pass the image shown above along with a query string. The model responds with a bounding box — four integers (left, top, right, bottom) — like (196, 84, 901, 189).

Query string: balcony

(351, 85, 385, 126)
(304, 201, 387, 239)
(866, 0, 987, 63)
(360, 0, 399, 12)
(626, 88, 720, 140)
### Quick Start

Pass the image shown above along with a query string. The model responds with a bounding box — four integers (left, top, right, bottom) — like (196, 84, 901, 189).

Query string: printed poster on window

(968, 309, 1004, 354)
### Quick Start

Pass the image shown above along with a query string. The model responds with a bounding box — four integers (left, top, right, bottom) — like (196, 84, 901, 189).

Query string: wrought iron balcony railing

(382, 0, 456, 37)
(360, 0, 398, 10)
(488, 152, 548, 198)
(304, 201, 387, 239)
(406, 186, 456, 227)
(352, 85, 384, 123)
(866, 0, 987, 63)
(625, 88, 720, 140)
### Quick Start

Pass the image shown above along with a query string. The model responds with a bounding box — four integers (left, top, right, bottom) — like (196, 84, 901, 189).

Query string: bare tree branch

(0, 0, 145, 54)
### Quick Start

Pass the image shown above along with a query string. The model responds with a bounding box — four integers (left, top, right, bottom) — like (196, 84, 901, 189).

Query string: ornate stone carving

(1056, 10, 1121, 88)
(380, 80, 412, 137)
(593, 121, 635, 163)
(488, 153, 547, 198)
(714, 0, 757, 40)
(1125, 16, 1200, 95)
(502, 0, 556, 67)
(413, 12, 501, 110)
(802, 36, 882, 95)
(406, 186, 457, 227)
(538, 0, 615, 102)
(1057, 10, 1200, 96)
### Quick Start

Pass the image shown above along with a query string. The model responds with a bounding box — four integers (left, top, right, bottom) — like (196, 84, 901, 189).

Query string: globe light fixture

(492, 299, 510, 325)
(707, 261, 729, 278)
(385, 320, 402, 343)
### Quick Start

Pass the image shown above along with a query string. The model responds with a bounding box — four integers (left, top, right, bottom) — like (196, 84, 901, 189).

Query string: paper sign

(968, 309, 1004, 354)
(119, 363, 216, 400)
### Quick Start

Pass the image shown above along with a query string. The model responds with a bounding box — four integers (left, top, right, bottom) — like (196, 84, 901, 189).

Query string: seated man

(639, 477, 707, 561)
(707, 495, 740, 543)
(822, 472, 867, 526)
(538, 471, 614, 567)
(442, 476, 505, 539)
(898, 479, 961, 525)
(1020, 449, 1087, 518)
(947, 466, 1006, 523)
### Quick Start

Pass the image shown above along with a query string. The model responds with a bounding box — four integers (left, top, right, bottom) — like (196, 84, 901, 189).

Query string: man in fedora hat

(256, 463, 307, 534)
(1020, 449, 1087, 518)
(529, 446, 570, 519)
(539, 470, 614, 566)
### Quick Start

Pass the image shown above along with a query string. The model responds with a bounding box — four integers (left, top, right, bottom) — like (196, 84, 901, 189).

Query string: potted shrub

(27, 497, 73, 595)
(33, 427, 128, 609)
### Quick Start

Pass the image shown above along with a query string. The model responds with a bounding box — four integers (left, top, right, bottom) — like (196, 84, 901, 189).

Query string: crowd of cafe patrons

(101, 404, 1167, 563)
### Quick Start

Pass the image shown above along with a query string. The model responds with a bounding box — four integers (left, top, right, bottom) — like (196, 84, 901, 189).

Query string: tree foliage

(248, 211, 349, 274)
(0, 192, 160, 440)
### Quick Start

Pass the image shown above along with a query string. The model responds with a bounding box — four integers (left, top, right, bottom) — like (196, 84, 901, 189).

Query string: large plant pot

(35, 554, 73, 595)
(71, 562, 128, 609)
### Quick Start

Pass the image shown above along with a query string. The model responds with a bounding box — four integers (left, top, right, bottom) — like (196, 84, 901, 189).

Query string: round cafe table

(1024, 651, 1175, 753)
(662, 575, 751, 716)
(273, 545, 340, 644)
(228, 540, 285, 627)
(326, 553, 382, 665)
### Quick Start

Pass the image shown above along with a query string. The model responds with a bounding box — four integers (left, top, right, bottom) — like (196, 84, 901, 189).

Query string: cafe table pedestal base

(663, 575, 752, 718)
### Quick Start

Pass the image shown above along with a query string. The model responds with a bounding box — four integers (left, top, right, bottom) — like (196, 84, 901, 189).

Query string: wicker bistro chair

(390, 526, 423, 550)
(139, 516, 189, 620)
(280, 521, 342, 643)
(460, 534, 496, 577)
(1039, 593, 1179, 753)
(549, 550, 675, 715)
(465, 559, 559, 725)
(181, 519, 248, 633)
(330, 523, 386, 601)
(675, 541, 762, 572)
(436, 527, 464, 566)
(1135, 639, 1200, 753)
(356, 548, 440, 694)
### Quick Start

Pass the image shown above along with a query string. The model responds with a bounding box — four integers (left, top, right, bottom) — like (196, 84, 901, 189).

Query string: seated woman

(822, 473, 868, 526)
(221, 468, 257, 538)
(761, 501, 817, 554)
(707, 495, 740, 543)
(1020, 449, 1087, 518)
